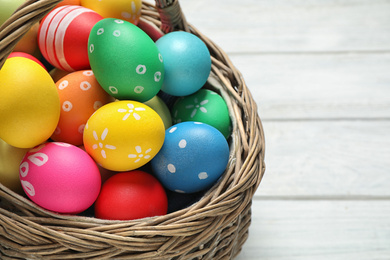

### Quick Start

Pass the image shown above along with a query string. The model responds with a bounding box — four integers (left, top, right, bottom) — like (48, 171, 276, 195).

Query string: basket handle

(0, 0, 188, 69)
(155, 0, 189, 33)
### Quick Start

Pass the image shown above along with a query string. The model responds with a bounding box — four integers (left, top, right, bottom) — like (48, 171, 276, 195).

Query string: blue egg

(151, 122, 229, 193)
(155, 31, 211, 97)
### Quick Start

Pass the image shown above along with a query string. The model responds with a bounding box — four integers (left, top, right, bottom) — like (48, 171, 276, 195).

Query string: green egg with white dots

(171, 89, 232, 139)
(88, 18, 164, 102)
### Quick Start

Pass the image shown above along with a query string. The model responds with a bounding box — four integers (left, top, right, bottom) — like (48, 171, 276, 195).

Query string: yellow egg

(0, 57, 60, 148)
(83, 100, 165, 171)
(81, 0, 142, 24)
(0, 138, 29, 194)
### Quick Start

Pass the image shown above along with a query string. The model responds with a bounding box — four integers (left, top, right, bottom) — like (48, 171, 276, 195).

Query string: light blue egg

(151, 121, 229, 194)
(155, 31, 211, 97)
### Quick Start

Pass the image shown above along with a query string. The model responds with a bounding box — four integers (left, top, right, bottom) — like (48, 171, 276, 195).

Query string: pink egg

(38, 5, 103, 71)
(19, 142, 101, 214)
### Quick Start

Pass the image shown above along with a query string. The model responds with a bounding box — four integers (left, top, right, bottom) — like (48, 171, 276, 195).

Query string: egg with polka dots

(88, 18, 164, 102)
(151, 122, 230, 194)
(51, 70, 115, 146)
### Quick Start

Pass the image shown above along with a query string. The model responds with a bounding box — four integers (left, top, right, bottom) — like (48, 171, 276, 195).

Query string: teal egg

(88, 18, 164, 102)
(171, 89, 231, 139)
(155, 31, 211, 97)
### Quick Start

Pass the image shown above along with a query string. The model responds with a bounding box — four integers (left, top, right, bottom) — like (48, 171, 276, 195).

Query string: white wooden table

(178, 0, 390, 259)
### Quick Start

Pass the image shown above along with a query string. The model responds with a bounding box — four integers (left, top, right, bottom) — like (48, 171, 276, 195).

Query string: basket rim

(0, 0, 266, 258)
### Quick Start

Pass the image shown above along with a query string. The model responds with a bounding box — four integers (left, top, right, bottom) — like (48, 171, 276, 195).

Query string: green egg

(171, 89, 232, 139)
(144, 95, 172, 130)
(88, 18, 164, 102)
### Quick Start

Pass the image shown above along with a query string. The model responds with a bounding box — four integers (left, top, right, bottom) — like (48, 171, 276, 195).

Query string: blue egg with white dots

(155, 31, 211, 97)
(151, 121, 229, 193)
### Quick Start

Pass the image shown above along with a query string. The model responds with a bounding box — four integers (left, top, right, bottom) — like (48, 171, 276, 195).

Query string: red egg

(38, 5, 103, 71)
(8, 52, 46, 70)
(137, 19, 164, 42)
(94, 170, 168, 220)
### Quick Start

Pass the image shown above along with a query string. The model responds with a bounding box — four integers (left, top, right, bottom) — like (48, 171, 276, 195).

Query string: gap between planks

(227, 50, 390, 56)
(253, 195, 390, 201)
(262, 118, 390, 122)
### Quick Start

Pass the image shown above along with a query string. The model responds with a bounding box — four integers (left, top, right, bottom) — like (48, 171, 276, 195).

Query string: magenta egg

(38, 5, 103, 71)
(19, 142, 101, 214)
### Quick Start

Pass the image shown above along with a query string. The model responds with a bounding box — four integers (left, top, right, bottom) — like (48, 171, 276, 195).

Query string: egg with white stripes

(151, 122, 230, 194)
(88, 18, 164, 102)
(38, 5, 103, 71)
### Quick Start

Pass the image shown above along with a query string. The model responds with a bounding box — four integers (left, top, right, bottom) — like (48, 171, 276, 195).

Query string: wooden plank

(228, 52, 390, 120)
(255, 120, 390, 198)
(179, 0, 390, 53)
(236, 199, 390, 260)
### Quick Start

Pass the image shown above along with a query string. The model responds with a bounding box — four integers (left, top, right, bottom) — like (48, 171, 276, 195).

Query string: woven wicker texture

(0, 0, 266, 259)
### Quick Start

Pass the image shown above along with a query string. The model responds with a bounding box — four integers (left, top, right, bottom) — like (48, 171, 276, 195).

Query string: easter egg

(0, 57, 60, 148)
(0, 138, 29, 194)
(38, 5, 103, 71)
(137, 18, 164, 42)
(0, 0, 25, 26)
(94, 170, 168, 220)
(54, 0, 81, 8)
(83, 100, 165, 171)
(171, 89, 231, 138)
(51, 70, 115, 145)
(144, 95, 172, 130)
(13, 22, 40, 57)
(151, 122, 229, 193)
(81, 0, 142, 25)
(19, 142, 101, 214)
(8, 52, 46, 69)
(88, 18, 164, 102)
(155, 31, 211, 96)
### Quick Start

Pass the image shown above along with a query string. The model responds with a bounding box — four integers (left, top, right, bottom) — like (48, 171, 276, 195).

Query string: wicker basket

(0, 0, 265, 259)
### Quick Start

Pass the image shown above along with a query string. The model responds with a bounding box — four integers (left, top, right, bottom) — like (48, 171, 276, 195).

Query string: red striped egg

(38, 5, 103, 72)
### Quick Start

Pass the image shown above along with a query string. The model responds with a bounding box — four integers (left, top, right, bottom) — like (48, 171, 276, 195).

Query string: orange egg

(51, 70, 115, 145)
(13, 22, 40, 56)
(54, 0, 81, 8)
